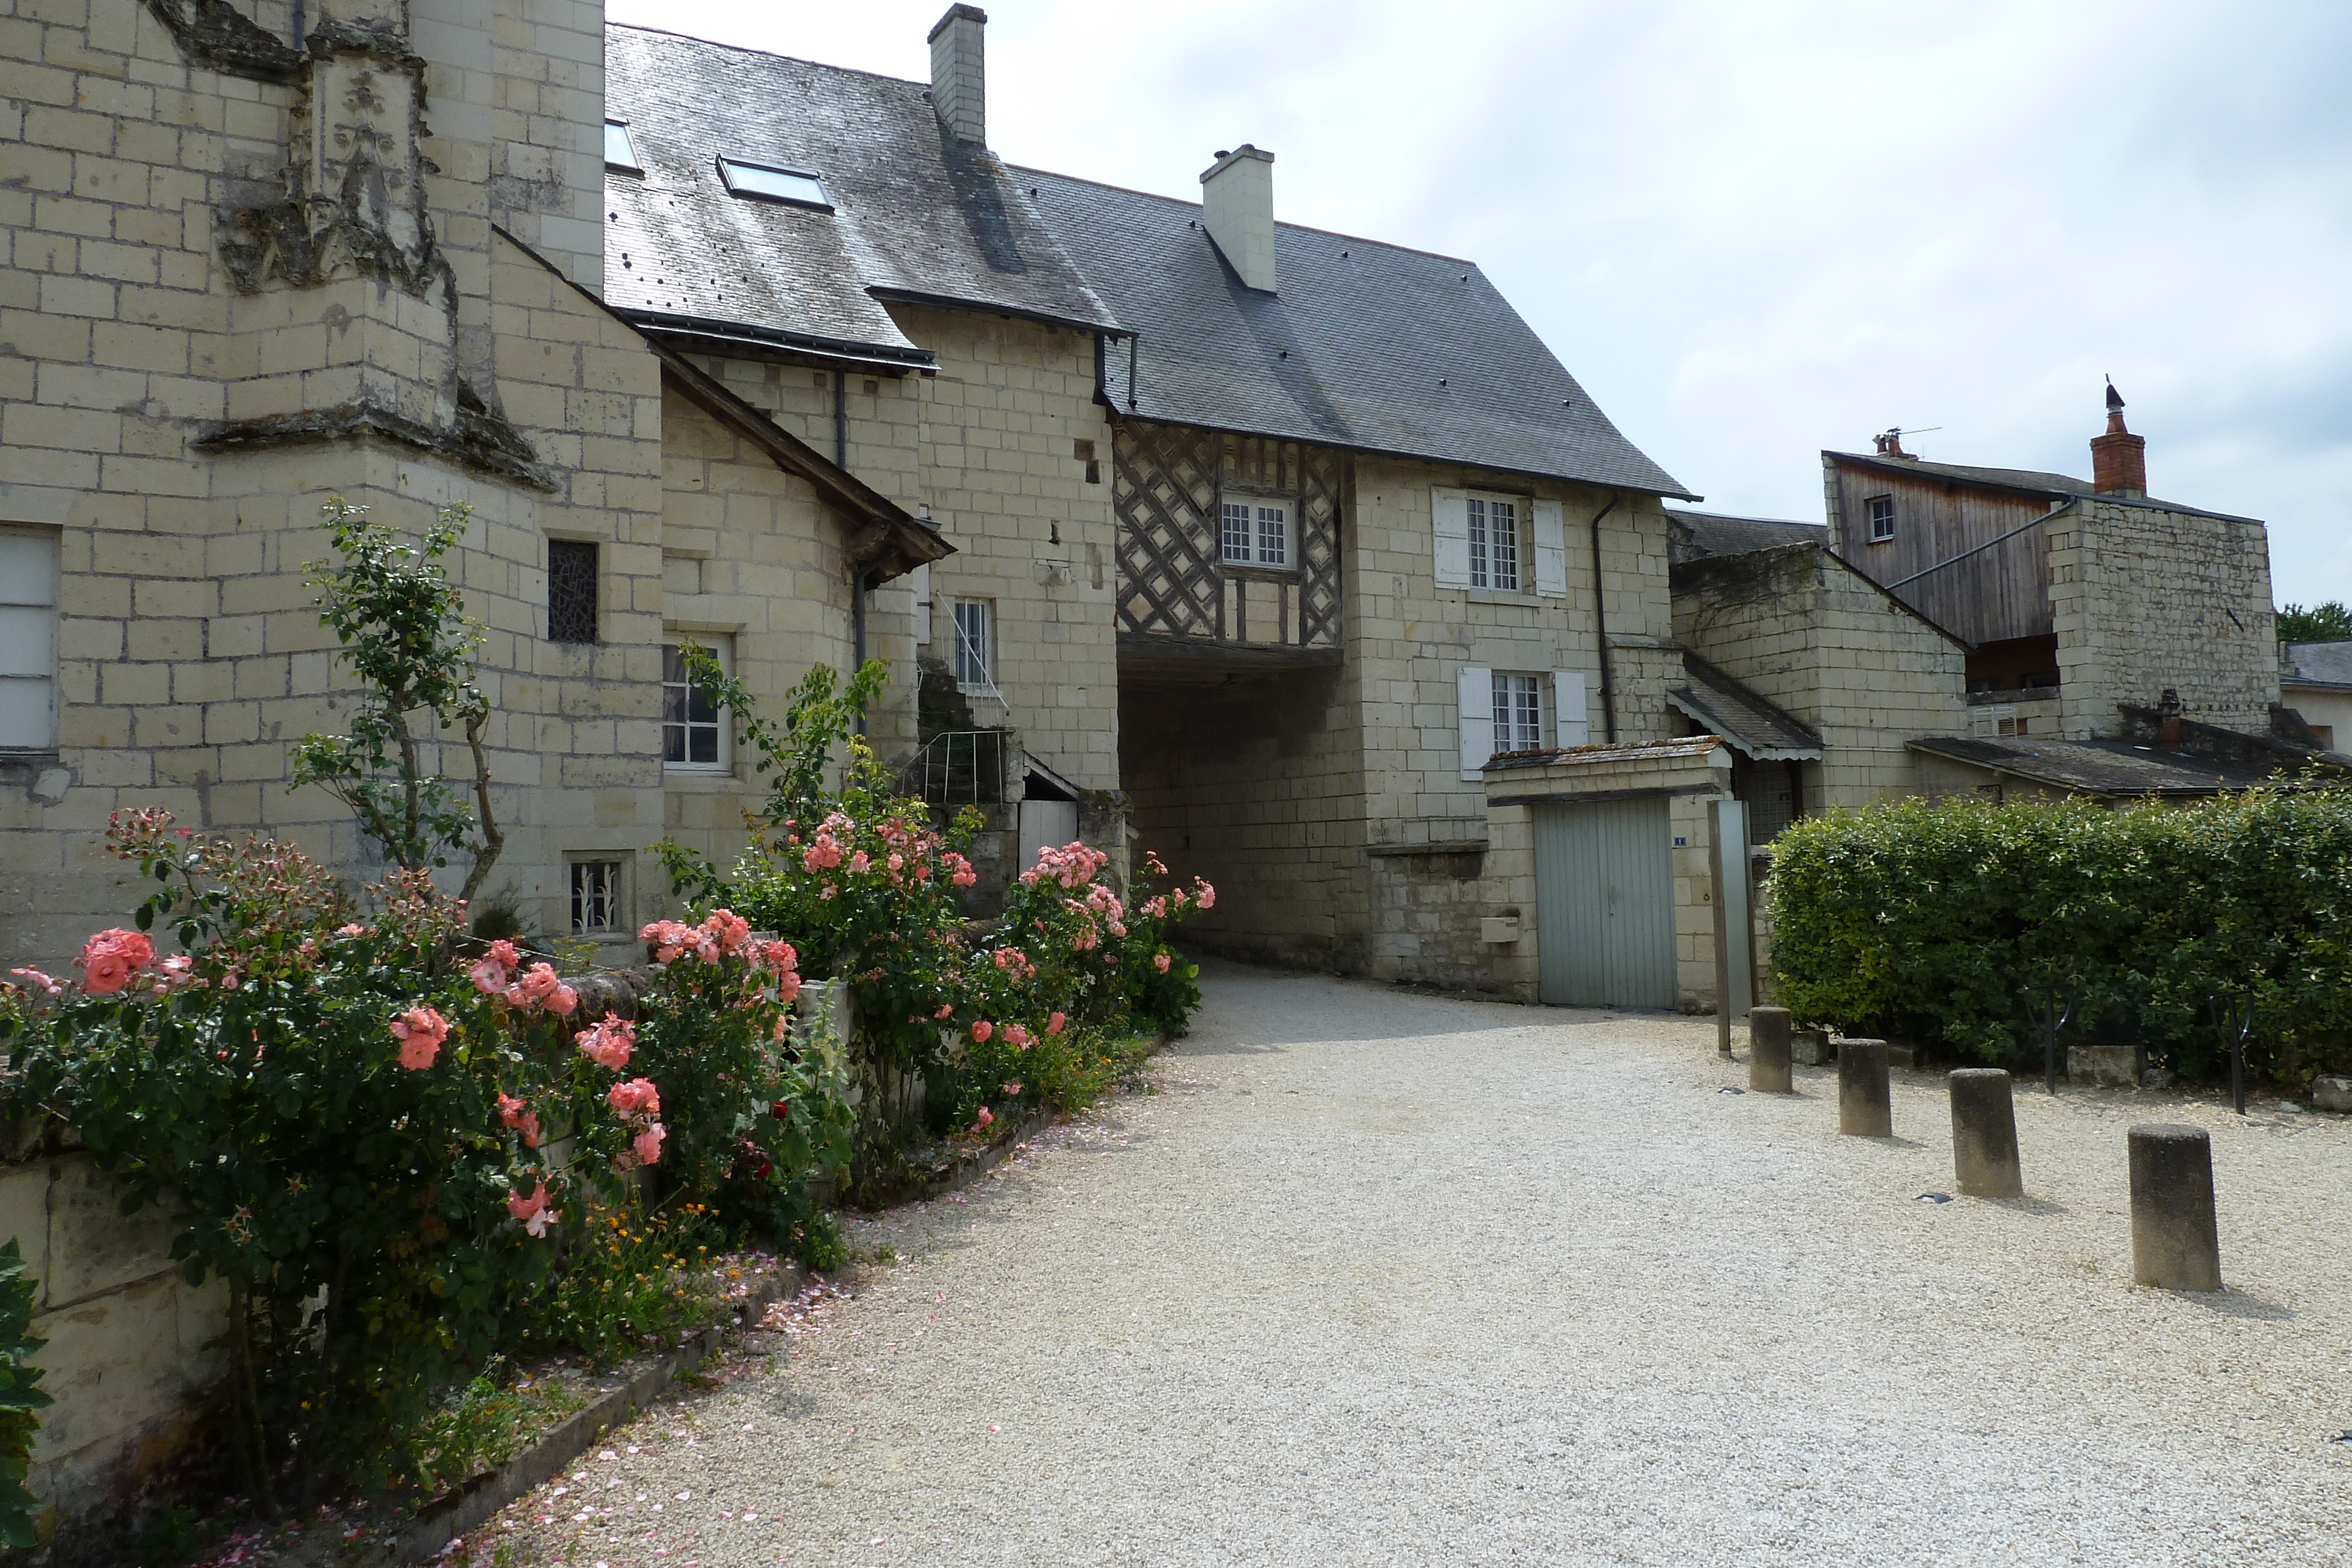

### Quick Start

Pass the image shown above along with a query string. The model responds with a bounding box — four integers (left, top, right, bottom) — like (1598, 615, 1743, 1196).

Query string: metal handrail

(902, 730, 1007, 804)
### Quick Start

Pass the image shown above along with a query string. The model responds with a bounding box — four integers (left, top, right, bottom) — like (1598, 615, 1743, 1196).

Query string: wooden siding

(1113, 421, 1342, 650)
(1830, 462, 2053, 645)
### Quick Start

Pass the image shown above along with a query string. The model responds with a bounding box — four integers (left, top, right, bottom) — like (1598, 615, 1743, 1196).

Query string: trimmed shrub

(1768, 789, 2352, 1085)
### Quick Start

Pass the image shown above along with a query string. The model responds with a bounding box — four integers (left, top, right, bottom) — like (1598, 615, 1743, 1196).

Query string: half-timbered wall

(1825, 461, 2053, 646)
(1112, 422, 1342, 650)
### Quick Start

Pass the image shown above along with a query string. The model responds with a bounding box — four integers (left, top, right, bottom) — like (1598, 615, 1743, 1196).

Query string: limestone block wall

(2049, 499, 2277, 737)
(1673, 545, 1969, 813)
(0, 1141, 228, 1542)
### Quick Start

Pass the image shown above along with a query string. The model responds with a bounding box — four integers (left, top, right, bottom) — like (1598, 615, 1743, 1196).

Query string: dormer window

(717, 156, 832, 210)
(604, 121, 640, 173)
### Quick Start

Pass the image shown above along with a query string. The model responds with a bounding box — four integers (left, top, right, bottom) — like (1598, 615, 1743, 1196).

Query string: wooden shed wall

(1830, 464, 2053, 645)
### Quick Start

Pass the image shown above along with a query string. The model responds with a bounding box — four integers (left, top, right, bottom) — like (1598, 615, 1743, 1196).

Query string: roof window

(604, 121, 640, 173)
(717, 156, 831, 210)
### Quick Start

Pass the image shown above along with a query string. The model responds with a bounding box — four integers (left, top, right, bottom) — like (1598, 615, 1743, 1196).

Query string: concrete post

(1837, 1038, 1892, 1136)
(1947, 1069, 2022, 1198)
(1749, 1007, 1793, 1094)
(2128, 1124, 2223, 1291)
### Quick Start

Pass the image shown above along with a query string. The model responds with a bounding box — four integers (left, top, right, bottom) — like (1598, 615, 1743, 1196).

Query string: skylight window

(716, 156, 831, 210)
(604, 121, 640, 172)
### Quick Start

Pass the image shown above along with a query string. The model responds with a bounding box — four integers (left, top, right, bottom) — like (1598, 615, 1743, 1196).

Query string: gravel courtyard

(489, 962, 2352, 1567)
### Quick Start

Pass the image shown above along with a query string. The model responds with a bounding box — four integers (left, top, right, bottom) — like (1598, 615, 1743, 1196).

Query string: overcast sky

(606, 0, 2352, 605)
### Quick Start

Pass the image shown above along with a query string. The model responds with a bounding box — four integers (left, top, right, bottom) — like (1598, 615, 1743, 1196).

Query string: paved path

(494, 964, 2352, 1566)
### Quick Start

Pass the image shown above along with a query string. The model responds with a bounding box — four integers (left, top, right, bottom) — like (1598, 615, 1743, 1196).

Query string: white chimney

(928, 4, 987, 144)
(1200, 144, 1277, 293)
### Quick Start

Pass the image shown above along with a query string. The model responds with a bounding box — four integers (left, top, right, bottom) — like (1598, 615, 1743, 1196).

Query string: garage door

(1534, 795, 1676, 1009)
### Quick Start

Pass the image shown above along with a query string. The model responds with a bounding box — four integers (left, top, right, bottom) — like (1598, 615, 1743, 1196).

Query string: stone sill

(1367, 838, 1488, 857)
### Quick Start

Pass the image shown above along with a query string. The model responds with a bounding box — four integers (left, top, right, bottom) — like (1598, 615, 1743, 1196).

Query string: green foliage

(505, 1203, 729, 1369)
(1768, 789, 2352, 1085)
(0, 1238, 53, 1549)
(289, 497, 505, 902)
(2277, 600, 2352, 644)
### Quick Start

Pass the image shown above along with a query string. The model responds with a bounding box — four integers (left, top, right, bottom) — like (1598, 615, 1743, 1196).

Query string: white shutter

(1533, 499, 1568, 598)
(1432, 488, 1471, 588)
(1552, 670, 1589, 748)
(910, 563, 931, 646)
(1458, 665, 1494, 781)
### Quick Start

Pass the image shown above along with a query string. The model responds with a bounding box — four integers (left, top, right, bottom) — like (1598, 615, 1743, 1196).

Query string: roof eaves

(1905, 737, 2237, 798)
(623, 310, 939, 375)
(865, 285, 1125, 339)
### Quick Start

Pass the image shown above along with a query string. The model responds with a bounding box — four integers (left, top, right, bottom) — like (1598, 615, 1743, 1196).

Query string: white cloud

(607, 0, 2352, 599)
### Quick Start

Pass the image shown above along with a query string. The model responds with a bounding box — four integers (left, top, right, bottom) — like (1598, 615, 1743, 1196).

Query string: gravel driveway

(482, 962, 2352, 1567)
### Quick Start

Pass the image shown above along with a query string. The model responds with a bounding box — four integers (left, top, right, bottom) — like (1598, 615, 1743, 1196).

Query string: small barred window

(548, 540, 599, 643)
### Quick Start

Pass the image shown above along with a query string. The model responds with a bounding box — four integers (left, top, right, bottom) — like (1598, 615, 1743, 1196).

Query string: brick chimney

(1872, 429, 1918, 460)
(928, 4, 987, 144)
(1200, 145, 1277, 293)
(2090, 379, 2147, 497)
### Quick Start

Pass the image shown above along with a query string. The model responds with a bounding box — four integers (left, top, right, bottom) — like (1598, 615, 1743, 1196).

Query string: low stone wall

(2, 1129, 229, 1549)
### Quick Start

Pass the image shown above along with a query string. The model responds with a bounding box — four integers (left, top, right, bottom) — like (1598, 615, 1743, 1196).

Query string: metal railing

(903, 729, 1008, 805)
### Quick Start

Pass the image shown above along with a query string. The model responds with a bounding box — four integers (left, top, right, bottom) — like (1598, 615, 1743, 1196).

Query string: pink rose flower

(389, 1005, 449, 1070)
(577, 1014, 635, 1071)
(517, 962, 563, 1005)
(632, 1122, 666, 1166)
(1003, 1081, 1023, 1096)
(1194, 880, 1216, 910)
(936, 1004, 954, 1021)
(78, 928, 154, 995)
(776, 971, 801, 1004)
(974, 1106, 994, 1131)
(487, 939, 522, 970)
(337, 923, 368, 937)
(1046, 1011, 1065, 1037)
(506, 1179, 559, 1238)
(7, 967, 62, 998)
(1155, 952, 1172, 974)
(970, 1020, 994, 1044)
(1004, 1024, 1030, 1049)
(703, 909, 751, 953)
(546, 983, 578, 1017)
(607, 1076, 661, 1119)
(470, 957, 510, 995)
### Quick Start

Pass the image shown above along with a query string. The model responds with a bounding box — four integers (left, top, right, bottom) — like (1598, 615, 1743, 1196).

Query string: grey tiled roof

(1908, 735, 2292, 797)
(1020, 170, 1695, 497)
(1669, 655, 1823, 761)
(602, 26, 1118, 365)
(2281, 641, 2352, 690)
(1825, 452, 2260, 526)
(1665, 507, 1827, 563)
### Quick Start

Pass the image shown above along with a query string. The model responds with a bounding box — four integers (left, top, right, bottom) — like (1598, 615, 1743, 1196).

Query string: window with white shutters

(0, 527, 58, 751)
(1467, 496, 1519, 590)
(1457, 664, 1494, 781)
(1492, 672, 1542, 752)
(1437, 488, 1561, 596)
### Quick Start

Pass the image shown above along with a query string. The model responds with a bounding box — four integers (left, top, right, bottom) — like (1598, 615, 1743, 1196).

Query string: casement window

(0, 527, 58, 751)
(953, 599, 995, 690)
(571, 858, 625, 934)
(662, 640, 730, 771)
(604, 121, 641, 173)
(716, 156, 832, 211)
(1432, 489, 1569, 597)
(548, 539, 599, 644)
(1458, 666, 1589, 780)
(1866, 495, 1896, 543)
(1220, 496, 1290, 568)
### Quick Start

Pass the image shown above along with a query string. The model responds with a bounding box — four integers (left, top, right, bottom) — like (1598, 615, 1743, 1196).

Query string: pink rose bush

(389, 1004, 450, 1069)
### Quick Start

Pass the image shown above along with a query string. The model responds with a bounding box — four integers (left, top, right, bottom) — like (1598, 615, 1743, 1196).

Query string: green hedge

(1766, 790, 2352, 1085)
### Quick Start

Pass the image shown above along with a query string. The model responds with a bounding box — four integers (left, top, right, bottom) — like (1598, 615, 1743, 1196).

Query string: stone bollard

(1947, 1069, 2022, 1198)
(1837, 1039, 1892, 1136)
(2128, 1124, 2223, 1290)
(1749, 1008, 1793, 1093)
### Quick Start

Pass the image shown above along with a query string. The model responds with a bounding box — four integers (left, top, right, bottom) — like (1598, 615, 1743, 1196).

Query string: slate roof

(2281, 641, 2352, 690)
(1665, 507, 1828, 564)
(1668, 655, 1823, 761)
(1022, 169, 1693, 496)
(602, 26, 1118, 367)
(1908, 735, 2295, 797)
(1824, 451, 2260, 526)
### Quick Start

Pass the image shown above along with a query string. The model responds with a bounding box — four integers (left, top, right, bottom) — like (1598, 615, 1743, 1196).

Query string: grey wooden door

(1534, 795, 1677, 1009)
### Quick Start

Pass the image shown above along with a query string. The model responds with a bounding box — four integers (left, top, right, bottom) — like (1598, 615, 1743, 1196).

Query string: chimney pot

(928, 4, 987, 144)
(1200, 143, 1277, 293)
(2090, 382, 2147, 497)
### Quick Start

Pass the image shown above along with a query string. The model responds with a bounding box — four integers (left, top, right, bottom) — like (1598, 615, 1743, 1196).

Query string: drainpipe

(1588, 491, 1620, 742)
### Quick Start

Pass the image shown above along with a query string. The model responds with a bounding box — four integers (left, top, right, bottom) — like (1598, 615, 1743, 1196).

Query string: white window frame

(1434, 489, 1565, 598)
(1492, 671, 1543, 753)
(604, 121, 641, 173)
(570, 857, 627, 935)
(1462, 665, 1588, 780)
(953, 599, 995, 693)
(1866, 494, 1896, 543)
(1218, 493, 1292, 569)
(662, 637, 732, 774)
(0, 526, 59, 753)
